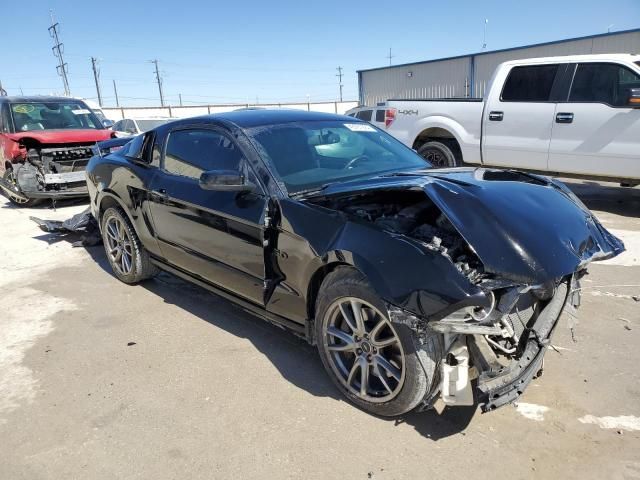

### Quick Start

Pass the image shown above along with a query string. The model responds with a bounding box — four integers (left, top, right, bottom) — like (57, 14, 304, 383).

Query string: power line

(336, 66, 343, 102)
(91, 57, 103, 106)
(150, 59, 165, 107)
(48, 10, 70, 96)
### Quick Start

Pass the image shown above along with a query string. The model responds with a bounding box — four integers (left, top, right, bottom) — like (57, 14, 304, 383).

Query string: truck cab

(385, 54, 640, 185)
(483, 54, 640, 182)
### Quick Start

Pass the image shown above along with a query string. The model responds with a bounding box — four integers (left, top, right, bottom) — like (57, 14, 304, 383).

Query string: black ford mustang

(86, 110, 623, 417)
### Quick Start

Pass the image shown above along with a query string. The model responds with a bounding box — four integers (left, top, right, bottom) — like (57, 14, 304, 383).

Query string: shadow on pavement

(30, 228, 476, 440)
(0, 195, 89, 211)
(561, 179, 640, 218)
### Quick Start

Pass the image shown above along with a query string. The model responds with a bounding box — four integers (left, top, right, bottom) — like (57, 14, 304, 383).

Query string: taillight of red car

(384, 108, 397, 128)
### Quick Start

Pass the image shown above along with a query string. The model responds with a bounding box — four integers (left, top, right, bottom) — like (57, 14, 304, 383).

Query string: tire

(2, 168, 40, 207)
(417, 141, 459, 168)
(315, 267, 441, 417)
(101, 207, 158, 284)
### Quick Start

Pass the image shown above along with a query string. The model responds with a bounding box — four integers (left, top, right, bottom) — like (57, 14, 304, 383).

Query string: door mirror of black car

(628, 88, 640, 108)
(199, 170, 254, 192)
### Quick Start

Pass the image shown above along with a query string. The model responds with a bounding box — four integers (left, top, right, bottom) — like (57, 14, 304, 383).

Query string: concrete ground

(1, 179, 639, 480)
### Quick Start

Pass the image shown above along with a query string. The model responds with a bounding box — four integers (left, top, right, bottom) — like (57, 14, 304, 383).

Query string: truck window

(569, 63, 640, 107)
(501, 65, 559, 102)
(356, 110, 373, 121)
(375, 109, 385, 122)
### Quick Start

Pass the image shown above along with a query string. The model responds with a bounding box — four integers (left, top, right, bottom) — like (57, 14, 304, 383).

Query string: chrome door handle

(488, 111, 503, 121)
(150, 188, 168, 200)
(556, 112, 574, 123)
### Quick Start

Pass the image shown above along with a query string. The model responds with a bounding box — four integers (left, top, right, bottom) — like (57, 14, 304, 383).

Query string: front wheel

(315, 267, 441, 417)
(2, 169, 39, 207)
(101, 207, 158, 284)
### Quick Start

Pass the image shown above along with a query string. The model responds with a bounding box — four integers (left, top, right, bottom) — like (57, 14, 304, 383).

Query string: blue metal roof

(357, 28, 640, 73)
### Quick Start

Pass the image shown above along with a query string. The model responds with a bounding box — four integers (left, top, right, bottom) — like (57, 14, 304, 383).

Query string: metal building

(358, 29, 640, 105)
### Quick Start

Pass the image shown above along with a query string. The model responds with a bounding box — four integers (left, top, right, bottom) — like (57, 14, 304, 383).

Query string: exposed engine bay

(16, 145, 93, 193)
(310, 189, 582, 412)
(314, 189, 486, 284)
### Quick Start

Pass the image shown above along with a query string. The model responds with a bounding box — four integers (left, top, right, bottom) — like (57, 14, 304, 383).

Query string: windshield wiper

(378, 169, 429, 178)
(290, 182, 335, 199)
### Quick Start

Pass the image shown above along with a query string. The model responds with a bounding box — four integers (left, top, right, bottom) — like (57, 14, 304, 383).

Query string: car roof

(191, 109, 361, 129)
(0, 95, 87, 103)
(501, 53, 640, 66)
(126, 117, 173, 121)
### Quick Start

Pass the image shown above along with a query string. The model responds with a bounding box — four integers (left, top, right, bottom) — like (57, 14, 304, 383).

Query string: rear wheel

(417, 141, 459, 168)
(101, 207, 158, 284)
(2, 168, 39, 207)
(315, 267, 441, 417)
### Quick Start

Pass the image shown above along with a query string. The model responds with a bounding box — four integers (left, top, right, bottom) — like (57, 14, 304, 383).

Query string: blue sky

(1, 0, 638, 106)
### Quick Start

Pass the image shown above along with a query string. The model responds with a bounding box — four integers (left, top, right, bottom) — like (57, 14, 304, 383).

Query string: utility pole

(112, 80, 120, 107)
(90, 57, 103, 107)
(387, 47, 394, 66)
(150, 59, 165, 107)
(48, 11, 70, 96)
(179, 93, 183, 106)
(336, 66, 344, 102)
(0, 80, 7, 96)
(482, 19, 489, 50)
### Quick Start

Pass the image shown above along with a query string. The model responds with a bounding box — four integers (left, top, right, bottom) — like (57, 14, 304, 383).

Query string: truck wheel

(2, 169, 39, 207)
(101, 207, 159, 284)
(417, 141, 459, 168)
(315, 267, 441, 417)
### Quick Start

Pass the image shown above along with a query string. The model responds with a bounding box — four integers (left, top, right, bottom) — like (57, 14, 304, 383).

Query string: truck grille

(41, 146, 94, 173)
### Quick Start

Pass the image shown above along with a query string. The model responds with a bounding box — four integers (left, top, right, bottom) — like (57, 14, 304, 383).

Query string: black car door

(147, 126, 267, 305)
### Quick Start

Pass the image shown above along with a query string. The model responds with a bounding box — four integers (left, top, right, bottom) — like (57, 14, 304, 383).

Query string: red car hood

(6, 129, 112, 144)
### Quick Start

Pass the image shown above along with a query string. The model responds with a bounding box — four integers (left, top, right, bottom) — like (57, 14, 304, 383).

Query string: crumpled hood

(6, 129, 112, 145)
(318, 167, 625, 284)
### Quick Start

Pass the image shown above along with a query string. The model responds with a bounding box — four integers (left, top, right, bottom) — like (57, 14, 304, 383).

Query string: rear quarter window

(375, 110, 385, 122)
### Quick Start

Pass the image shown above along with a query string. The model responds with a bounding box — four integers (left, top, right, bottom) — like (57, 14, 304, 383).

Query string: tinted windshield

(249, 120, 430, 194)
(9, 101, 102, 132)
(136, 119, 170, 132)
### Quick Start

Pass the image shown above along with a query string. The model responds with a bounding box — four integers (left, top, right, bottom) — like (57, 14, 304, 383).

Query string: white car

(112, 117, 174, 137)
(380, 54, 640, 186)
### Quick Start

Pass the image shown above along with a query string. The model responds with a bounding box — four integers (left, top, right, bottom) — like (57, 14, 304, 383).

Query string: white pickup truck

(378, 54, 640, 185)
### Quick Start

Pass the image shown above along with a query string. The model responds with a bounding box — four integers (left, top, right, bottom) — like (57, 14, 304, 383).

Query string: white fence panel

(103, 101, 358, 120)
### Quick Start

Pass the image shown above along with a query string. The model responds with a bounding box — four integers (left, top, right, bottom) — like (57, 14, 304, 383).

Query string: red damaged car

(0, 96, 114, 206)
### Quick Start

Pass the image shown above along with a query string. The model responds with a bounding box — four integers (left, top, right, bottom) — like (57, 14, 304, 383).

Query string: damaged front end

(1, 144, 95, 201)
(425, 275, 578, 412)
(308, 169, 623, 412)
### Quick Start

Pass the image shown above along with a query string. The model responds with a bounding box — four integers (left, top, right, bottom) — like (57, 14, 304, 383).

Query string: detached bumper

(23, 171, 88, 199)
(475, 279, 571, 412)
(23, 187, 88, 199)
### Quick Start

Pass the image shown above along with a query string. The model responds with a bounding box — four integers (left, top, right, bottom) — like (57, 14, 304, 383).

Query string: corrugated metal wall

(360, 57, 470, 105)
(360, 30, 640, 104)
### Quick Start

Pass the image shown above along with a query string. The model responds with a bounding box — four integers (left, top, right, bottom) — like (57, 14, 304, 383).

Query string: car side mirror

(102, 119, 115, 128)
(199, 170, 254, 192)
(628, 88, 640, 108)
